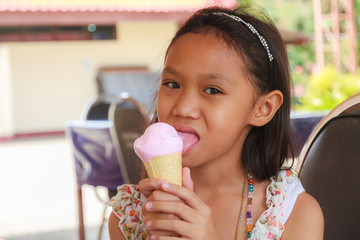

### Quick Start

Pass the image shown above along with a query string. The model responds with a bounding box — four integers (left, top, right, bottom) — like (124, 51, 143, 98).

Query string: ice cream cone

(144, 152, 182, 186)
(134, 122, 183, 186)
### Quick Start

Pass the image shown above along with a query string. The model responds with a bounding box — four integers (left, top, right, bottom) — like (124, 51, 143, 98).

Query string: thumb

(182, 167, 194, 191)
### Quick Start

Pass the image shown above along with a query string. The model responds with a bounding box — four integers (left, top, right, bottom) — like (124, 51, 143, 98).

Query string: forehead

(164, 32, 246, 75)
(167, 32, 237, 58)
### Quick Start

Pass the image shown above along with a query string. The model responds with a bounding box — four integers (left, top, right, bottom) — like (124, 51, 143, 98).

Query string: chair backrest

(67, 95, 124, 191)
(109, 93, 150, 184)
(66, 120, 124, 190)
(298, 92, 360, 239)
(81, 95, 114, 120)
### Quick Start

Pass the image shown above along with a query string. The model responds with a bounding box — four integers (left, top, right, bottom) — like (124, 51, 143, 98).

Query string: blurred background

(0, 0, 359, 239)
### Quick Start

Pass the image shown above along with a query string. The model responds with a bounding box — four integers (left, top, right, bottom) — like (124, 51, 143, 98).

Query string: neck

(190, 157, 247, 196)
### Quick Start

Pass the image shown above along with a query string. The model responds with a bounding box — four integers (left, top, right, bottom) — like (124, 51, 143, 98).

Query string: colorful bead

(246, 204, 252, 211)
(246, 170, 253, 239)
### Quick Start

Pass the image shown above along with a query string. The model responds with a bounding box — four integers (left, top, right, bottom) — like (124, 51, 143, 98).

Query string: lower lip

(177, 131, 199, 155)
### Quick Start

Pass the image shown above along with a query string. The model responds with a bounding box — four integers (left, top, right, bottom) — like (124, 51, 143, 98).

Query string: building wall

(0, 21, 177, 136)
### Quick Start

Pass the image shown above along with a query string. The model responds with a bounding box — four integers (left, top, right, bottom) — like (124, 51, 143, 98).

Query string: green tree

(237, 0, 316, 84)
(237, 0, 360, 110)
(298, 66, 360, 111)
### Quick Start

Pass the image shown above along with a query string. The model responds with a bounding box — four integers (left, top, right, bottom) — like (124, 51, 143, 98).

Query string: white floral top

(109, 169, 304, 240)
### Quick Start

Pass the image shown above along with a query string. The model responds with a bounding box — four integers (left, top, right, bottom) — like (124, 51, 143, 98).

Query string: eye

(204, 87, 223, 95)
(163, 81, 180, 89)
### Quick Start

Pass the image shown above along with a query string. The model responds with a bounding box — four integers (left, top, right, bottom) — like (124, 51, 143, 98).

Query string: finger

(149, 230, 180, 237)
(143, 210, 180, 223)
(143, 209, 182, 238)
(145, 201, 199, 224)
(150, 235, 184, 240)
(147, 219, 193, 239)
(150, 235, 183, 240)
(181, 167, 194, 191)
(138, 178, 164, 198)
(144, 211, 181, 237)
(148, 190, 181, 202)
(160, 182, 206, 212)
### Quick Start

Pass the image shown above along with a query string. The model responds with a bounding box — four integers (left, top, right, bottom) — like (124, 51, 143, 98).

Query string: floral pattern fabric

(252, 170, 303, 239)
(109, 169, 302, 240)
(108, 184, 149, 240)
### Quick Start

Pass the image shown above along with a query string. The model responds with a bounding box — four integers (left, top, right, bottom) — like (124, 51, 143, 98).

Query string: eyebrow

(162, 66, 178, 74)
(163, 66, 230, 85)
(200, 73, 231, 86)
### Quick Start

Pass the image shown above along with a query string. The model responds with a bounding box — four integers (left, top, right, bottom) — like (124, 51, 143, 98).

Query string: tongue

(177, 131, 199, 155)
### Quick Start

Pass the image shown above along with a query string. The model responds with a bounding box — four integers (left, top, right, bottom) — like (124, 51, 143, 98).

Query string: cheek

(211, 100, 249, 120)
(206, 106, 252, 149)
(207, 102, 253, 132)
(156, 93, 170, 121)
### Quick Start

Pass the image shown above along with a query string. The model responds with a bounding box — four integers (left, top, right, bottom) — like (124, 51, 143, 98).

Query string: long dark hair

(160, 5, 295, 180)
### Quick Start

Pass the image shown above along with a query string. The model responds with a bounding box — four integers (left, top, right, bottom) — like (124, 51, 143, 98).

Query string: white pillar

(313, 0, 325, 71)
(0, 46, 14, 137)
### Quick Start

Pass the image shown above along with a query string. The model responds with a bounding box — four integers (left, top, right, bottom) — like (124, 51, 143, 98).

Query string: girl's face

(157, 32, 260, 168)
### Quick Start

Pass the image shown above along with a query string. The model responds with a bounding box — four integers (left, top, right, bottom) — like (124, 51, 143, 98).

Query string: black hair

(158, 5, 294, 180)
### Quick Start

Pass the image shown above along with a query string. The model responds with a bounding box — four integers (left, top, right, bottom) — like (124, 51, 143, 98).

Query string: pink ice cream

(134, 122, 183, 162)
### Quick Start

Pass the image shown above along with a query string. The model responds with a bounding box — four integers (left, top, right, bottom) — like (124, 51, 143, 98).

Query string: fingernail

(146, 220, 152, 229)
(145, 202, 152, 210)
(162, 182, 170, 190)
(150, 235, 157, 240)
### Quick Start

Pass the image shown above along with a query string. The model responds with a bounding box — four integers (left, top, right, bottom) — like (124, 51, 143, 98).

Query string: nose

(172, 90, 201, 120)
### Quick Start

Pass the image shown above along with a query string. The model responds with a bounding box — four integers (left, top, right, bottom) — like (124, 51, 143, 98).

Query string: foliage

(237, 0, 360, 112)
(296, 66, 360, 111)
(237, 0, 316, 85)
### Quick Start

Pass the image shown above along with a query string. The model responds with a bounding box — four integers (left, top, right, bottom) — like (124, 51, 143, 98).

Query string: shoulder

(109, 184, 146, 214)
(282, 192, 324, 240)
(108, 184, 149, 240)
(109, 211, 127, 240)
(253, 170, 323, 239)
(252, 170, 303, 239)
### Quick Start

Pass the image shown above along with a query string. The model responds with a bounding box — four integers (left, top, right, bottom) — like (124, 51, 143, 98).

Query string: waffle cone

(144, 152, 182, 186)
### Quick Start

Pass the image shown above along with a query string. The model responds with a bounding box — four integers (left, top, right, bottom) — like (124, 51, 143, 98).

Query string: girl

(108, 5, 324, 240)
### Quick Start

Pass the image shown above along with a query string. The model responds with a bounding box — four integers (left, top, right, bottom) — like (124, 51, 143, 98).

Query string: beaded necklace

(234, 169, 254, 240)
(247, 170, 254, 239)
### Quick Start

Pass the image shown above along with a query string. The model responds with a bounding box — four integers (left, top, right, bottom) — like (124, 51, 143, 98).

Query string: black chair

(298, 92, 360, 240)
(80, 95, 114, 121)
(108, 93, 149, 185)
(66, 93, 148, 240)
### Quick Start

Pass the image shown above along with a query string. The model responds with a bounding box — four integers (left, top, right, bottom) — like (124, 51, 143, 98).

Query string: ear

(249, 90, 283, 127)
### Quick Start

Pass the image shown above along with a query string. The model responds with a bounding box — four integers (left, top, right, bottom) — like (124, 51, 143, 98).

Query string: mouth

(173, 124, 200, 155)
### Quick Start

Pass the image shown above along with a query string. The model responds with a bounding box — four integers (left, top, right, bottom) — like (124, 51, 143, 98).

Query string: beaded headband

(213, 12, 274, 62)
